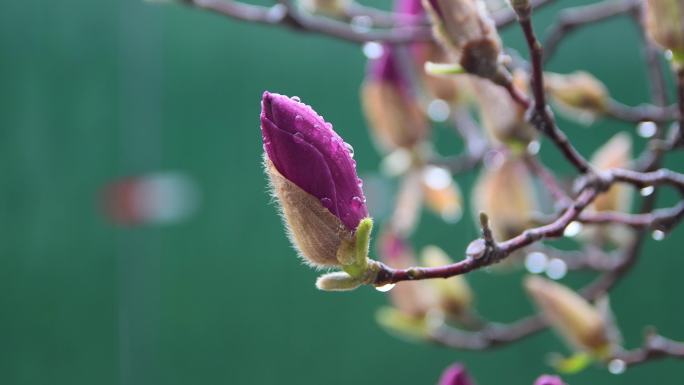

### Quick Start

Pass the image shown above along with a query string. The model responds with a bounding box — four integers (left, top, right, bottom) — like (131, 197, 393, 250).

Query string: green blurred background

(1, 0, 683, 384)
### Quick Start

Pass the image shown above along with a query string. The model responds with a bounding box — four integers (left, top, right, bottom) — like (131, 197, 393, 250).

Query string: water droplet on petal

(320, 197, 333, 209)
(608, 359, 626, 375)
(525, 251, 548, 274)
(344, 142, 355, 158)
(350, 196, 366, 210)
(563, 221, 582, 237)
(294, 114, 303, 121)
(640, 186, 654, 196)
(291, 96, 301, 102)
(545, 258, 567, 280)
(652, 229, 665, 241)
(356, 178, 363, 188)
(375, 283, 395, 292)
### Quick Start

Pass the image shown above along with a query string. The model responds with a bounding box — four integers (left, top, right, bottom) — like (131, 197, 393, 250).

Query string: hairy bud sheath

(524, 276, 610, 355)
(645, 0, 684, 61)
(424, 0, 504, 81)
(261, 92, 369, 267)
(437, 363, 475, 385)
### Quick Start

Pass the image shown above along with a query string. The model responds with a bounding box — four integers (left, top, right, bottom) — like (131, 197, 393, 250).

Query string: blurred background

(1, 0, 683, 384)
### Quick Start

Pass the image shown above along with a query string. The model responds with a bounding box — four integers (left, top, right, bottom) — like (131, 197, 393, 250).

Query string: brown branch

(430, 315, 546, 350)
(513, 4, 592, 174)
(675, 67, 684, 146)
(616, 331, 684, 367)
(493, 0, 556, 29)
(542, 0, 640, 63)
(183, 0, 433, 44)
(605, 100, 679, 124)
(579, 202, 684, 231)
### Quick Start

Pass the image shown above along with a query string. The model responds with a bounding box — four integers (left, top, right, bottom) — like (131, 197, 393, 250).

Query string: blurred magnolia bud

(376, 306, 430, 340)
(545, 71, 609, 123)
(421, 246, 473, 316)
(315, 271, 362, 291)
(423, 0, 506, 82)
(471, 70, 536, 149)
(644, 0, 684, 62)
(590, 133, 632, 213)
(391, 170, 425, 236)
(421, 166, 463, 223)
(437, 363, 476, 385)
(378, 230, 436, 317)
(524, 276, 611, 356)
(299, 0, 350, 17)
(361, 47, 429, 152)
(533, 375, 566, 385)
(472, 156, 537, 241)
(261, 92, 370, 268)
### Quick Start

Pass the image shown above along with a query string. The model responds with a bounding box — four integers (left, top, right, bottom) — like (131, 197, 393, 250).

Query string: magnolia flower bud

(644, 0, 684, 61)
(437, 363, 475, 385)
(421, 246, 473, 316)
(472, 156, 537, 241)
(261, 92, 370, 268)
(524, 276, 611, 355)
(424, 0, 505, 81)
(533, 375, 566, 385)
(590, 133, 632, 213)
(545, 71, 609, 123)
(471, 71, 536, 148)
(362, 47, 429, 152)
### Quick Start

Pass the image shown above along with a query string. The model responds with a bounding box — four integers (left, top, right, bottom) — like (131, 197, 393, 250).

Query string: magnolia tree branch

(616, 332, 684, 367)
(542, 0, 641, 63)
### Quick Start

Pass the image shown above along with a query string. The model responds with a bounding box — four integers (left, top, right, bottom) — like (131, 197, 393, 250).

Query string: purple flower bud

(533, 375, 566, 385)
(437, 364, 475, 385)
(261, 92, 368, 231)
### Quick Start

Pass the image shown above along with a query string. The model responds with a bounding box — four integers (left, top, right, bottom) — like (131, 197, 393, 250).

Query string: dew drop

(545, 258, 567, 280)
(608, 359, 626, 375)
(375, 283, 395, 292)
(422, 166, 452, 190)
(665, 50, 674, 61)
(640, 185, 654, 196)
(563, 221, 582, 237)
(362, 41, 384, 59)
(320, 197, 333, 209)
(351, 196, 366, 209)
(637, 121, 657, 138)
(427, 99, 450, 122)
(652, 229, 665, 241)
(525, 251, 548, 274)
(344, 142, 355, 158)
(291, 96, 301, 102)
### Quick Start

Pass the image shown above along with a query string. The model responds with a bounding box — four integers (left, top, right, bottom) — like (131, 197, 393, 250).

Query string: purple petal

(437, 364, 475, 385)
(261, 92, 368, 230)
(395, 0, 425, 16)
(533, 375, 566, 385)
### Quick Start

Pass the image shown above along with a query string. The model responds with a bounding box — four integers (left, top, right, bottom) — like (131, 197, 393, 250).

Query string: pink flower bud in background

(472, 156, 538, 241)
(545, 71, 610, 124)
(524, 276, 611, 356)
(261, 92, 369, 267)
(644, 0, 684, 62)
(437, 363, 476, 385)
(533, 375, 567, 385)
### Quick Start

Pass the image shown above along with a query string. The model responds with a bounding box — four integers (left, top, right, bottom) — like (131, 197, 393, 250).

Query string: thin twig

(605, 100, 679, 123)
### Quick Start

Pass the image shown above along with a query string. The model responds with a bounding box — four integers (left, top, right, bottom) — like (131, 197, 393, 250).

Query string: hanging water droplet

(640, 186, 654, 196)
(426, 99, 450, 122)
(320, 197, 333, 209)
(362, 41, 384, 59)
(525, 251, 548, 274)
(545, 258, 567, 280)
(563, 221, 582, 237)
(665, 50, 674, 61)
(344, 142, 355, 158)
(652, 229, 665, 241)
(422, 166, 451, 190)
(375, 283, 395, 292)
(291, 96, 301, 102)
(637, 121, 657, 138)
(608, 359, 626, 375)
(527, 140, 541, 155)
